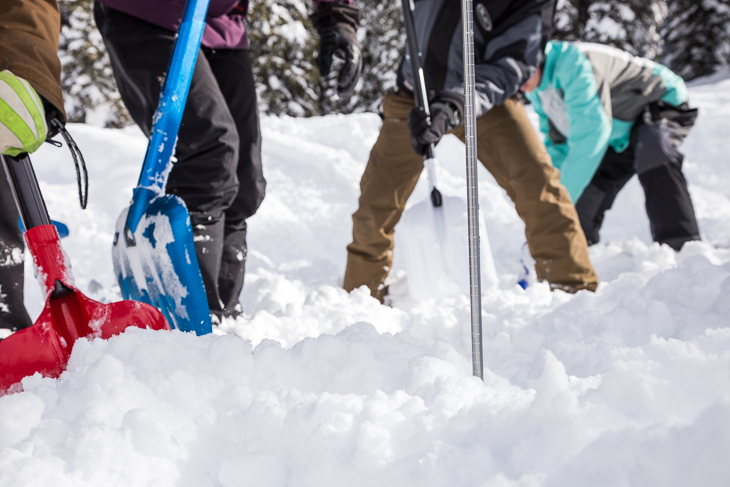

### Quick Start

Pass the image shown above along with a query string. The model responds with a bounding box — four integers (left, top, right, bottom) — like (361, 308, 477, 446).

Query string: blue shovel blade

(112, 194, 212, 335)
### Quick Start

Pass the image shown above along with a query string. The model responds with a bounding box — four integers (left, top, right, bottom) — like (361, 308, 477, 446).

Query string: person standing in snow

(521, 41, 701, 250)
(93, 0, 361, 321)
(0, 0, 69, 333)
(343, 0, 599, 302)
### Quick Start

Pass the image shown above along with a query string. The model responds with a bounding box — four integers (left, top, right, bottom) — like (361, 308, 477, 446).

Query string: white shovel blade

(398, 195, 497, 300)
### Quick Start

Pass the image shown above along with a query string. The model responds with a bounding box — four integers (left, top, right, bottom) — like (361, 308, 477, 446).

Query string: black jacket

(398, 0, 556, 116)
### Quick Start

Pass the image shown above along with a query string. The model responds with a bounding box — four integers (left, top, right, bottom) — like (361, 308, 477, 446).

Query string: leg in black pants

(575, 106, 700, 250)
(94, 4, 265, 318)
(205, 48, 266, 316)
(0, 172, 31, 331)
(634, 117, 700, 250)
(574, 144, 635, 246)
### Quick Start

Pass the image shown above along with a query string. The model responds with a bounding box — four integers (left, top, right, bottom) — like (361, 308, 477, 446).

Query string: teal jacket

(525, 41, 688, 202)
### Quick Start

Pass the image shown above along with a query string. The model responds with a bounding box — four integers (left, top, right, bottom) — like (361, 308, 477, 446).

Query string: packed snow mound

(2, 77, 730, 486)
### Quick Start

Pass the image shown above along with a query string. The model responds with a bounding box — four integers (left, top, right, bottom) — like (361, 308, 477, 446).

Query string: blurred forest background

(58, 0, 730, 127)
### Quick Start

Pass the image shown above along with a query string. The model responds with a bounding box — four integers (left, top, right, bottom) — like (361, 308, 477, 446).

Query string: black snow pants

(575, 102, 700, 251)
(0, 171, 32, 331)
(94, 3, 266, 319)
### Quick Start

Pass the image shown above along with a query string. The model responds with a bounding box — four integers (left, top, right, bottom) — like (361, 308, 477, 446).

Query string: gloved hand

(0, 70, 47, 156)
(408, 91, 464, 156)
(311, 1, 362, 95)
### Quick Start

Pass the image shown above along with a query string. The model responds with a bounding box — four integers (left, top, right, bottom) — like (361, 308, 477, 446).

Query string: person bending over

(522, 40, 700, 250)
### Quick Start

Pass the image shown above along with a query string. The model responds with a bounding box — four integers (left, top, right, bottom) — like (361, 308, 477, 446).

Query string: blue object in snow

(111, 0, 212, 335)
(19, 217, 69, 238)
(517, 273, 529, 290)
(517, 242, 531, 290)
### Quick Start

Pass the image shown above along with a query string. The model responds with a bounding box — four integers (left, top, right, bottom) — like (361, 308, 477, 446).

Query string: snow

(2, 76, 730, 486)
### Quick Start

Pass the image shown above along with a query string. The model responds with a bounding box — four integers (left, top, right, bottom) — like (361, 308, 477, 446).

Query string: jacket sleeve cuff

(432, 90, 465, 128)
(311, 2, 360, 32)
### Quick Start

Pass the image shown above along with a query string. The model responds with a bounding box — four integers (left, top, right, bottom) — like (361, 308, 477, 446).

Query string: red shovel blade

(0, 317, 66, 393)
(0, 287, 170, 394)
(0, 225, 170, 394)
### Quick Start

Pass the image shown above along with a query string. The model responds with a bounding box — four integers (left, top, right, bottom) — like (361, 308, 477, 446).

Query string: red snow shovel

(0, 154, 170, 395)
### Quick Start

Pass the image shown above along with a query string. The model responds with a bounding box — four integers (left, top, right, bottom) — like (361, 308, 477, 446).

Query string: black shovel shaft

(400, 0, 436, 162)
(1, 154, 52, 231)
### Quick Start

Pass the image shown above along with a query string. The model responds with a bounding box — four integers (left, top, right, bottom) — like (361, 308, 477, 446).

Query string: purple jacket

(96, 0, 350, 50)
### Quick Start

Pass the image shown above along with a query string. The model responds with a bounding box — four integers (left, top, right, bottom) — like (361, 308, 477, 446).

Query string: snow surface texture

(2, 76, 730, 486)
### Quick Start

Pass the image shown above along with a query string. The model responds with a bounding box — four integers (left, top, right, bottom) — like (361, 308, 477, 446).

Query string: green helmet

(0, 70, 48, 157)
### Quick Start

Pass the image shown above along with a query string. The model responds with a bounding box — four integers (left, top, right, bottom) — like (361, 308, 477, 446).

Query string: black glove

(408, 91, 464, 156)
(311, 2, 362, 95)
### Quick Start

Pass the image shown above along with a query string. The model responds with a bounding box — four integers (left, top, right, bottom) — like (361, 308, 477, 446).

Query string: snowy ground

(1, 74, 730, 486)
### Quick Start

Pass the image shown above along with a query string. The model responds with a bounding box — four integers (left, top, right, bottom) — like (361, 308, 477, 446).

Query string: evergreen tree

(553, 0, 666, 59)
(247, 0, 320, 117)
(56, 0, 405, 120)
(58, 0, 131, 127)
(357, 0, 405, 111)
(317, 0, 404, 115)
(661, 0, 730, 80)
(58, 0, 727, 123)
(248, 0, 404, 116)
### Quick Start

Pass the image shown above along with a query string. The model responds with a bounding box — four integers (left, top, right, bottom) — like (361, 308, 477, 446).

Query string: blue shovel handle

(125, 0, 210, 237)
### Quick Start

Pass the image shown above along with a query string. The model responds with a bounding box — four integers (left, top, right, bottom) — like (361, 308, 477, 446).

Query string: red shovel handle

(25, 225, 73, 298)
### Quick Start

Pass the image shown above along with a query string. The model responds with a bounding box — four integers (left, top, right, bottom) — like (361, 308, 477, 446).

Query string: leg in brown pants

(344, 90, 598, 300)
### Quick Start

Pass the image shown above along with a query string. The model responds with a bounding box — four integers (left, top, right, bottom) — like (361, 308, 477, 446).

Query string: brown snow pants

(0, 0, 65, 120)
(344, 90, 598, 300)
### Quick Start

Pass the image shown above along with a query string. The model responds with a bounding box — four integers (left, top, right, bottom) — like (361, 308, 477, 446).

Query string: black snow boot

(218, 224, 247, 319)
(190, 212, 226, 320)
(191, 214, 247, 321)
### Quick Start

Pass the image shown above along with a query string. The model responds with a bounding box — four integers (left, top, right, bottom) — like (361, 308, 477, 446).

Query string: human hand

(312, 2, 362, 95)
(407, 91, 464, 156)
(0, 71, 47, 156)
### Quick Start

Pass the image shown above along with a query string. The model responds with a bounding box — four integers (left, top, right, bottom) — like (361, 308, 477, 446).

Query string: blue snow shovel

(112, 0, 212, 335)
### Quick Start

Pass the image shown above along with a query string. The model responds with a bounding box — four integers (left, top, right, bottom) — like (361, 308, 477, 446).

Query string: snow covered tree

(553, 0, 667, 59)
(356, 0, 405, 111)
(58, 0, 131, 127)
(661, 0, 730, 81)
(317, 0, 404, 115)
(247, 0, 320, 117)
(249, 0, 404, 116)
(55, 0, 404, 120)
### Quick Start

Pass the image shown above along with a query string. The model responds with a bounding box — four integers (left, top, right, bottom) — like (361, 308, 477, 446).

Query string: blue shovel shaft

(114, 0, 213, 336)
(126, 0, 210, 235)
